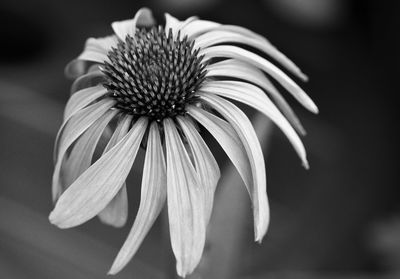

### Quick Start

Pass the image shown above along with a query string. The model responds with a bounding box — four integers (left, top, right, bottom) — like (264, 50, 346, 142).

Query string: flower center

(102, 26, 206, 121)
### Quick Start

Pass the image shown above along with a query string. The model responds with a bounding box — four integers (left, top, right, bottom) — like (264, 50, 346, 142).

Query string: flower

(49, 7, 318, 277)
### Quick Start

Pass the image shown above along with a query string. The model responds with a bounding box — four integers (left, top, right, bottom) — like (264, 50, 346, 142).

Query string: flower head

(50, 7, 318, 277)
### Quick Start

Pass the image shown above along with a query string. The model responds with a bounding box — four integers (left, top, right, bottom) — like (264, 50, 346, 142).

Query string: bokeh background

(0, 0, 399, 278)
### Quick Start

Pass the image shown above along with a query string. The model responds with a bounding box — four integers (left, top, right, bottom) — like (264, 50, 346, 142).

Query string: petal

(200, 45, 319, 114)
(164, 118, 206, 277)
(165, 14, 198, 38)
(109, 121, 167, 275)
(98, 186, 128, 228)
(206, 59, 306, 135)
(65, 36, 118, 79)
(70, 70, 106, 95)
(177, 116, 220, 226)
(188, 106, 252, 202)
(164, 13, 181, 36)
(63, 85, 108, 120)
(98, 115, 133, 227)
(49, 117, 148, 228)
(112, 8, 155, 40)
(180, 20, 221, 39)
(52, 99, 115, 201)
(195, 28, 307, 80)
(54, 85, 108, 163)
(200, 80, 308, 168)
(200, 94, 269, 242)
(62, 109, 118, 189)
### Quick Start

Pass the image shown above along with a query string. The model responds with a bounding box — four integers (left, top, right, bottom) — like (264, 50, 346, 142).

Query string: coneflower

(50, 7, 318, 277)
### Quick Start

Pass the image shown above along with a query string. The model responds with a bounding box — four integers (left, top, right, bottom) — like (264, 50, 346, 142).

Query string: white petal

(53, 85, 107, 163)
(52, 99, 115, 201)
(164, 13, 181, 36)
(63, 85, 107, 120)
(98, 186, 128, 228)
(65, 36, 117, 77)
(70, 70, 105, 95)
(188, 106, 252, 202)
(164, 118, 206, 277)
(200, 80, 308, 168)
(206, 59, 306, 135)
(98, 115, 133, 227)
(180, 20, 221, 39)
(49, 117, 148, 228)
(177, 116, 220, 226)
(200, 94, 269, 242)
(200, 45, 319, 114)
(62, 109, 118, 189)
(112, 8, 155, 40)
(196, 27, 307, 80)
(109, 121, 167, 275)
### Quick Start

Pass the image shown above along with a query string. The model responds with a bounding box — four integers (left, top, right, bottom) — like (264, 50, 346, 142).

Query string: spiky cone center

(101, 26, 207, 122)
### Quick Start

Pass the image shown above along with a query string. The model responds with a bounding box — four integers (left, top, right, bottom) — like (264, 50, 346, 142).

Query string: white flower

(50, 7, 318, 277)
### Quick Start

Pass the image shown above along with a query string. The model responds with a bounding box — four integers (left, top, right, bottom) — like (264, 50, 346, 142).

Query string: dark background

(0, 0, 399, 278)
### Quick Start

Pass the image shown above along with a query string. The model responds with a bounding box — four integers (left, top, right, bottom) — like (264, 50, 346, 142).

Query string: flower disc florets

(102, 26, 207, 121)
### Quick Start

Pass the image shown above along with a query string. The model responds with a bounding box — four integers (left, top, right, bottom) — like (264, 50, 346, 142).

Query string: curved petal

(98, 115, 133, 227)
(164, 118, 206, 277)
(177, 116, 220, 226)
(49, 117, 148, 228)
(206, 59, 306, 135)
(54, 85, 108, 163)
(200, 80, 308, 168)
(63, 85, 108, 120)
(65, 35, 118, 79)
(165, 13, 181, 36)
(180, 20, 221, 39)
(52, 99, 115, 201)
(200, 94, 269, 242)
(200, 45, 319, 114)
(188, 106, 252, 203)
(70, 70, 106, 95)
(62, 109, 118, 189)
(112, 7, 155, 40)
(195, 28, 306, 80)
(109, 121, 167, 275)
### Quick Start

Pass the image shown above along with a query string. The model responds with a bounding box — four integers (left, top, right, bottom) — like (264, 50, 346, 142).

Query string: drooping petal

(98, 186, 128, 228)
(109, 121, 167, 275)
(195, 28, 307, 80)
(180, 19, 221, 39)
(70, 70, 106, 95)
(98, 115, 133, 227)
(188, 106, 252, 202)
(52, 99, 115, 201)
(62, 109, 118, 189)
(49, 117, 148, 228)
(206, 59, 306, 135)
(200, 80, 308, 168)
(164, 118, 206, 277)
(200, 94, 270, 242)
(65, 36, 118, 79)
(112, 7, 155, 40)
(53, 85, 108, 164)
(200, 45, 319, 114)
(63, 85, 108, 120)
(177, 116, 220, 226)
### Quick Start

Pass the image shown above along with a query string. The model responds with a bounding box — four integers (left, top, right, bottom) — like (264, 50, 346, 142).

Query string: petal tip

(299, 71, 309, 82)
(302, 160, 310, 170)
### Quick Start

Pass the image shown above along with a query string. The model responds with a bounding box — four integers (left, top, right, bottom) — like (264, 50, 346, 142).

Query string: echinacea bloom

(50, 7, 318, 277)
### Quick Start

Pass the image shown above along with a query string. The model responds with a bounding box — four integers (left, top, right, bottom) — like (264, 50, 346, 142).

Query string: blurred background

(0, 0, 399, 278)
